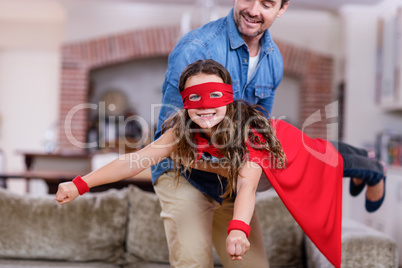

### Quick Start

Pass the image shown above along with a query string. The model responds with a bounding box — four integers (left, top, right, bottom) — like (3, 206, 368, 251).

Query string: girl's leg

(154, 171, 216, 268)
(155, 172, 270, 267)
(332, 141, 375, 158)
(342, 154, 384, 186)
(212, 197, 269, 268)
(332, 141, 378, 196)
(341, 153, 386, 212)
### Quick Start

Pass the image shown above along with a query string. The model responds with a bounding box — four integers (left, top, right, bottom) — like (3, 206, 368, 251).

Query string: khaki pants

(154, 171, 269, 268)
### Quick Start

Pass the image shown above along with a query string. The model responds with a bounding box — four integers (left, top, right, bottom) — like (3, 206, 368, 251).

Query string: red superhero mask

(180, 82, 233, 109)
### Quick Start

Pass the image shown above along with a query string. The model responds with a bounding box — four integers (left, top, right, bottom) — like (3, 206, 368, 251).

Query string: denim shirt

(151, 9, 284, 186)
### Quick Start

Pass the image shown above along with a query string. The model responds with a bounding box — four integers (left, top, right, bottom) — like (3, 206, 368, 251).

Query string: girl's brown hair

(162, 59, 286, 197)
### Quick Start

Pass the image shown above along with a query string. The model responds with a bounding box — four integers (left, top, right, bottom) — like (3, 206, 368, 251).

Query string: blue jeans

(331, 141, 385, 186)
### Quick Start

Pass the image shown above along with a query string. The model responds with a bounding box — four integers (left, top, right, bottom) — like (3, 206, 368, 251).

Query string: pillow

(255, 193, 305, 267)
(306, 219, 399, 268)
(126, 186, 169, 263)
(0, 187, 128, 264)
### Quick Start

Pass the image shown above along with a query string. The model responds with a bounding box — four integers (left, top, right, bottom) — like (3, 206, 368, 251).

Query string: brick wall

(280, 41, 335, 138)
(59, 26, 334, 152)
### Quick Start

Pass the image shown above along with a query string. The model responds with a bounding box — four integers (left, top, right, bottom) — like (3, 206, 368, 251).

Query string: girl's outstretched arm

(55, 129, 178, 205)
(226, 161, 262, 261)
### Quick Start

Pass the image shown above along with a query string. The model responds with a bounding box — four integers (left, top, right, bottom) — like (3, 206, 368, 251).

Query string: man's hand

(226, 230, 250, 261)
(55, 182, 79, 205)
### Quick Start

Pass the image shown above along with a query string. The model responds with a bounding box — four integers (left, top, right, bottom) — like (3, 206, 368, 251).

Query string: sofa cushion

(123, 261, 172, 268)
(0, 187, 128, 264)
(126, 186, 170, 264)
(255, 191, 305, 268)
(305, 218, 399, 268)
(0, 259, 120, 268)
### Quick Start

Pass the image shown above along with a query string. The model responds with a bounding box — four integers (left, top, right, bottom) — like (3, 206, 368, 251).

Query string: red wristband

(72, 175, 90, 195)
(227, 220, 251, 238)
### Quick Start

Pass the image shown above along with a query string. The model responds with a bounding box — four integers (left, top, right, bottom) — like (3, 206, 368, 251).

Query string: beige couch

(0, 186, 398, 268)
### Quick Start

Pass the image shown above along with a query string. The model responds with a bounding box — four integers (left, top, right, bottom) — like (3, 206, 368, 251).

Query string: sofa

(0, 185, 398, 268)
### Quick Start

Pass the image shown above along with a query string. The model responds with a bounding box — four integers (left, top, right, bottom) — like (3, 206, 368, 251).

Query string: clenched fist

(55, 182, 79, 205)
(226, 230, 250, 261)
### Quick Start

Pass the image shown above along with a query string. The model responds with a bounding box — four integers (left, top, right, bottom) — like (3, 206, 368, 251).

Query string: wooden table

(21, 151, 92, 173)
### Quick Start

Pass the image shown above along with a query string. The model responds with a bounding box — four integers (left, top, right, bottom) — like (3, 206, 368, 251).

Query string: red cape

(247, 119, 343, 268)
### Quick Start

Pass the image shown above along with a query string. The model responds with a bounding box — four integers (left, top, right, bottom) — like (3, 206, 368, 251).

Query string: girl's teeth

(200, 114, 213, 117)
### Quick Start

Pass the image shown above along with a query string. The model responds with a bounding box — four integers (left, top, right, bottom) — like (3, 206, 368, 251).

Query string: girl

(56, 59, 385, 268)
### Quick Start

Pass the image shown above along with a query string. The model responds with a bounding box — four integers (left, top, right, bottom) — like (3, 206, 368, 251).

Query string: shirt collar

(226, 8, 275, 54)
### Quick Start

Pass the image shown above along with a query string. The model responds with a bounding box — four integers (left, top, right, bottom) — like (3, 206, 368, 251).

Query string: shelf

(380, 103, 402, 112)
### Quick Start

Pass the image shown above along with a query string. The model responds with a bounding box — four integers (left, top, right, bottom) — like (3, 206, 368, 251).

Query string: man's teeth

(245, 17, 258, 23)
(199, 113, 214, 117)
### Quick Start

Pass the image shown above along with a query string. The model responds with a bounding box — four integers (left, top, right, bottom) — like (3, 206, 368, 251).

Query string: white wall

(60, 1, 231, 43)
(270, 9, 342, 58)
(341, 2, 402, 147)
(0, 1, 64, 49)
(0, 1, 64, 176)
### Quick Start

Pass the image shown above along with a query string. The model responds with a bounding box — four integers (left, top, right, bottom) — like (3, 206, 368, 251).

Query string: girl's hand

(55, 182, 79, 205)
(226, 230, 250, 261)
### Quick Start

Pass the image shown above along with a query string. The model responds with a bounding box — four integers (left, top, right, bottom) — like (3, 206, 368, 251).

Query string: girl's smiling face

(184, 73, 227, 134)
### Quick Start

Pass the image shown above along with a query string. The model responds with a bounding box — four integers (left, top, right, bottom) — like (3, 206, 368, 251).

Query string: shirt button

(244, 59, 247, 63)
(261, 93, 264, 97)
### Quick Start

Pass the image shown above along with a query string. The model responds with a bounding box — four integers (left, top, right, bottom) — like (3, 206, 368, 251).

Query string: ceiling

(126, 0, 385, 12)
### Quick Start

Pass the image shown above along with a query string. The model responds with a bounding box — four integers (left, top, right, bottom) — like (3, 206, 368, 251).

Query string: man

(152, 0, 289, 267)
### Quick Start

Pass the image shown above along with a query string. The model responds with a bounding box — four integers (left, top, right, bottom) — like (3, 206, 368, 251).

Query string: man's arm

(226, 161, 262, 260)
(257, 88, 276, 116)
(256, 43, 284, 115)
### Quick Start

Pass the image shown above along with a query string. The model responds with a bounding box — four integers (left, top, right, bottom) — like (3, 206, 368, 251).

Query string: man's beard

(235, 11, 264, 38)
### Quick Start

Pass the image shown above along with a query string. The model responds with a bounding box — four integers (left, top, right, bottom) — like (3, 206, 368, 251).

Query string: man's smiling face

(233, 0, 288, 39)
